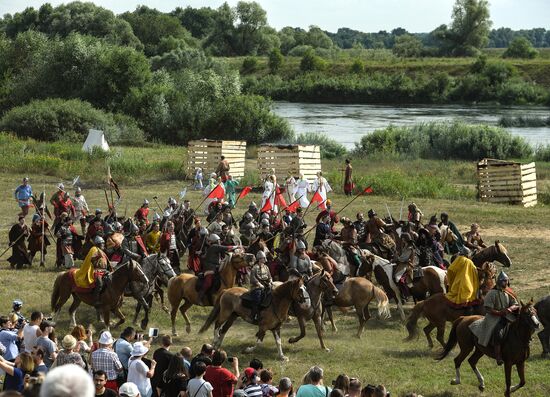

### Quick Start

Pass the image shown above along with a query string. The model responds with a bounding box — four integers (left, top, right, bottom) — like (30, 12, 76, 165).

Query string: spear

(399, 197, 405, 221)
(0, 232, 26, 259)
(333, 186, 373, 217)
(40, 184, 45, 266)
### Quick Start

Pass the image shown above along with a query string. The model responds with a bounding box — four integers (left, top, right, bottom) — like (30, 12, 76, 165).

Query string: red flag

(363, 186, 373, 194)
(310, 190, 323, 204)
(207, 183, 225, 199)
(275, 191, 287, 209)
(260, 198, 272, 213)
(238, 186, 252, 200)
(317, 199, 327, 211)
(285, 199, 300, 213)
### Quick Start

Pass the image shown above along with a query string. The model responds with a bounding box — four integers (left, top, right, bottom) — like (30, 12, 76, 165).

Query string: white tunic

(261, 180, 276, 212)
(285, 176, 297, 202)
(72, 195, 89, 221)
(312, 176, 332, 203)
(295, 178, 310, 208)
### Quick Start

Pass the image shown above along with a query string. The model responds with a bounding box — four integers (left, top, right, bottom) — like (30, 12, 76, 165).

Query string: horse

(199, 278, 311, 361)
(318, 239, 353, 277)
(50, 260, 149, 329)
(404, 262, 497, 348)
(126, 254, 176, 330)
(288, 270, 339, 351)
(324, 277, 391, 338)
(534, 295, 550, 357)
(436, 301, 540, 396)
(359, 250, 446, 321)
(167, 251, 255, 335)
(471, 241, 512, 267)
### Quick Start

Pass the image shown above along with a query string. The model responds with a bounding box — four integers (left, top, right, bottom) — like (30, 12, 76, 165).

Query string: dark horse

(471, 241, 512, 267)
(534, 295, 550, 357)
(436, 301, 540, 396)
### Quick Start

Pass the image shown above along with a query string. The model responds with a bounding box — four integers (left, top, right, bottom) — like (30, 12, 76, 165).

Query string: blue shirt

(14, 184, 33, 206)
(35, 336, 57, 368)
(296, 384, 332, 397)
(115, 338, 133, 369)
(0, 329, 19, 360)
(4, 367, 24, 392)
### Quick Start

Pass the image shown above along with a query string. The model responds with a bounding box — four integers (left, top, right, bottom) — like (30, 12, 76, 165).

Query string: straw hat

(62, 335, 77, 350)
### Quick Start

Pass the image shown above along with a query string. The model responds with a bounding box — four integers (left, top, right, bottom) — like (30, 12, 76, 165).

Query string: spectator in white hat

(39, 363, 94, 397)
(128, 342, 156, 397)
(120, 382, 141, 397)
(52, 335, 85, 368)
(90, 331, 123, 392)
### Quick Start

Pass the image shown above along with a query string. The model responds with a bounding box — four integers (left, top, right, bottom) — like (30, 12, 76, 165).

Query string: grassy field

(1, 164, 549, 396)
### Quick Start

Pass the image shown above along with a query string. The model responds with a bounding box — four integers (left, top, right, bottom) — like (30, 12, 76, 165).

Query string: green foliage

(350, 59, 365, 74)
(287, 45, 314, 57)
(503, 37, 539, 59)
(354, 122, 533, 161)
(0, 98, 145, 144)
(498, 116, 550, 128)
(300, 49, 327, 72)
(535, 145, 550, 162)
(392, 35, 424, 58)
(241, 56, 259, 74)
(293, 132, 347, 159)
(268, 48, 284, 73)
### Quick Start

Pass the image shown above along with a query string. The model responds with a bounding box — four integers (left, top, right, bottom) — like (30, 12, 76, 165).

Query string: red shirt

(134, 207, 150, 224)
(204, 366, 237, 397)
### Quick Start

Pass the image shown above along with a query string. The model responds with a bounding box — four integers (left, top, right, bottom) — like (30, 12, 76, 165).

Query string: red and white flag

(207, 183, 225, 199)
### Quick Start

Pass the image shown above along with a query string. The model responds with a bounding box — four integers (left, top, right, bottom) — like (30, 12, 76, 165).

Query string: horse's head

(318, 270, 339, 298)
(290, 278, 311, 310)
(229, 251, 255, 270)
(157, 255, 176, 281)
(494, 241, 512, 268)
(518, 299, 540, 331)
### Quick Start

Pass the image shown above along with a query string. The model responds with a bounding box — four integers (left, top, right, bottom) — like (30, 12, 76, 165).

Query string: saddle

(69, 268, 106, 294)
(241, 288, 273, 309)
(194, 273, 221, 293)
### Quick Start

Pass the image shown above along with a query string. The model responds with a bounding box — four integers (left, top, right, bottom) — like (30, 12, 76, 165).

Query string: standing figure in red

(160, 221, 181, 274)
(134, 199, 150, 226)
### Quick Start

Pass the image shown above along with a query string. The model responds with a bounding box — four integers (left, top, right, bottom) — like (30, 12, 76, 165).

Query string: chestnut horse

(436, 301, 540, 396)
(167, 252, 255, 335)
(199, 278, 311, 361)
(404, 262, 497, 348)
(471, 241, 512, 267)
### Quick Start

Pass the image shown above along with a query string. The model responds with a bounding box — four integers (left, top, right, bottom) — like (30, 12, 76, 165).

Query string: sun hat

(98, 331, 114, 345)
(62, 335, 77, 350)
(130, 341, 149, 357)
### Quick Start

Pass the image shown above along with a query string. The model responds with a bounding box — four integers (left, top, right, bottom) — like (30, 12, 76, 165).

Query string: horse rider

(353, 212, 367, 243)
(55, 213, 77, 268)
(160, 220, 181, 274)
(464, 223, 487, 253)
(161, 198, 178, 228)
(339, 217, 362, 276)
(257, 219, 275, 251)
(207, 199, 225, 223)
(199, 234, 240, 304)
(313, 214, 332, 248)
(74, 236, 110, 307)
(315, 199, 339, 234)
(288, 207, 307, 248)
(247, 202, 259, 220)
(393, 233, 418, 298)
(439, 212, 466, 255)
(187, 219, 207, 274)
(289, 240, 313, 280)
(146, 221, 161, 254)
(407, 203, 423, 229)
(249, 251, 273, 324)
(221, 205, 236, 231)
(122, 223, 148, 263)
(469, 271, 519, 365)
(365, 209, 396, 259)
(239, 213, 258, 246)
(134, 199, 150, 226)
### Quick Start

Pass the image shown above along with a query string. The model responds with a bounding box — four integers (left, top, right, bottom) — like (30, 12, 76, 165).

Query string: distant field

(1, 170, 549, 396)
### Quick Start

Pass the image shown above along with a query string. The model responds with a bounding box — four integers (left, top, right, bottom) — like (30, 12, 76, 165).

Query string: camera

(227, 357, 234, 363)
(134, 333, 143, 341)
(148, 328, 159, 338)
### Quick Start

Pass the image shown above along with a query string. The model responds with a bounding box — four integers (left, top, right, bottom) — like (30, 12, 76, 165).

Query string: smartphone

(148, 328, 159, 338)
(227, 357, 234, 363)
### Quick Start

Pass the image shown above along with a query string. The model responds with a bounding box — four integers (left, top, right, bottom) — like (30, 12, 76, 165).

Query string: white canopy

(82, 129, 109, 152)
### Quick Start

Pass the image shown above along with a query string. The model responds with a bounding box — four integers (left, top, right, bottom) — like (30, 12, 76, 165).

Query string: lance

(385, 203, 392, 221)
(303, 186, 320, 218)
(0, 232, 27, 259)
(152, 196, 164, 213)
(40, 184, 46, 266)
(333, 186, 372, 218)
(399, 197, 404, 221)
(193, 183, 223, 214)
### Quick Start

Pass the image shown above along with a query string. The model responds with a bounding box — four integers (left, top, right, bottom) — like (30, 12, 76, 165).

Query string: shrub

(498, 116, 550, 128)
(268, 48, 284, 74)
(353, 122, 533, 161)
(288, 45, 314, 57)
(350, 59, 365, 74)
(293, 132, 347, 159)
(392, 35, 424, 58)
(0, 98, 145, 144)
(503, 37, 539, 59)
(300, 49, 327, 72)
(241, 56, 259, 74)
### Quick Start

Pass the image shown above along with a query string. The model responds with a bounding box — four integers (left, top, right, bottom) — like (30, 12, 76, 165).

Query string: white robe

(285, 176, 296, 203)
(261, 180, 277, 212)
(295, 178, 310, 208)
(312, 176, 332, 204)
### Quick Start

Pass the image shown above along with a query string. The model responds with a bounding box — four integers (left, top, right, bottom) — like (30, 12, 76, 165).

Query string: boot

(251, 308, 260, 325)
(494, 343, 504, 366)
(93, 277, 103, 308)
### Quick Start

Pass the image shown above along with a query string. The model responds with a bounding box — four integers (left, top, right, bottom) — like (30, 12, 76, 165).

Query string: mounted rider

(289, 240, 313, 280)
(146, 221, 161, 254)
(315, 199, 339, 234)
(249, 251, 273, 324)
(74, 236, 110, 307)
(439, 212, 466, 255)
(353, 212, 367, 243)
(55, 214, 80, 268)
(160, 220, 180, 274)
(199, 234, 240, 304)
(134, 199, 150, 226)
(469, 271, 519, 365)
(313, 214, 332, 247)
(445, 248, 481, 310)
(365, 209, 396, 259)
(187, 219, 207, 273)
(393, 233, 419, 298)
(122, 223, 148, 263)
(208, 211, 225, 236)
(239, 212, 258, 246)
(407, 203, 423, 229)
(339, 217, 362, 276)
(257, 219, 275, 251)
(288, 207, 308, 248)
(464, 223, 487, 253)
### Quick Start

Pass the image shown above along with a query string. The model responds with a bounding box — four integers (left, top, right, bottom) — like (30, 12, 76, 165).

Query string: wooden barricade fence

(187, 140, 246, 180)
(257, 144, 321, 182)
(477, 158, 537, 207)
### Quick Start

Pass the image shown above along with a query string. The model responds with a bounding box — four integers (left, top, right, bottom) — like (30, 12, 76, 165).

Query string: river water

(272, 102, 550, 149)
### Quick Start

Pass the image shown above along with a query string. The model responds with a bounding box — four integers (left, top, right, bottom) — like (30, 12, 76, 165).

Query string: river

(272, 102, 550, 149)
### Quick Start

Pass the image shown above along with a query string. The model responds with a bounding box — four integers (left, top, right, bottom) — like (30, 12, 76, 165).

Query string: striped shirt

(244, 384, 263, 397)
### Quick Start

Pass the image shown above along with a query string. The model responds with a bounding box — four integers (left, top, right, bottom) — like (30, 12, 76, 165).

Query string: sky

(0, 0, 549, 33)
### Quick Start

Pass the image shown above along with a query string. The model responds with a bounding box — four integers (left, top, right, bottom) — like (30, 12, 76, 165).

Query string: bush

(300, 49, 327, 72)
(241, 57, 259, 74)
(503, 37, 539, 59)
(353, 122, 533, 161)
(288, 45, 314, 57)
(268, 48, 284, 74)
(392, 35, 424, 58)
(0, 98, 145, 144)
(350, 59, 365, 74)
(293, 132, 347, 159)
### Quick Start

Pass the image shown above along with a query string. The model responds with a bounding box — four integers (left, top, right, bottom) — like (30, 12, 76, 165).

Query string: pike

(334, 186, 373, 217)
(399, 197, 405, 221)
(40, 184, 46, 266)
(152, 196, 164, 213)
(385, 203, 392, 221)
(0, 232, 27, 259)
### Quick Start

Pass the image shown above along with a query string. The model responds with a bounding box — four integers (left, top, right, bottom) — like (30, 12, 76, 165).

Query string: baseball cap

(119, 382, 140, 397)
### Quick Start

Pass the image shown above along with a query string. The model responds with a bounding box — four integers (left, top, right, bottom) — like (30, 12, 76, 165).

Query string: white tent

(82, 129, 110, 152)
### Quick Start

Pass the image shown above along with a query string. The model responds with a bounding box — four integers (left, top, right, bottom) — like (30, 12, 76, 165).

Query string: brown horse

(324, 277, 391, 338)
(288, 270, 339, 351)
(405, 262, 497, 348)
(199, 278, 311, 361)
(436, 301, 540, 396)
(167, 252, 254, 335)
(50, 260, 149, 329)
(471, 241, 512, 267)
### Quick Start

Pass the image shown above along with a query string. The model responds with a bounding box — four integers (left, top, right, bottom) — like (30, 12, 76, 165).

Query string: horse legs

(112, 306, 126, 329)
(510, 360, 526, 393)
(423, 323, 436, 349)
(155, 286, 169, 313)
(450, 341, 474, 386)
(355, 303, 371, 339)
(179, 300, 193, 334)
(288, 315, 306, 345)
(312, 312, 329, 351)
(391, 284, 405, 321)
(214, 313, 238, 349)
(133, 302, 142, 327)
(140, 294, 154, 331)
(170, 302, 180, 336)
(326, 306, 337, 333)
(468, 347, 486, 391)
(436, 322, 446, 348)
(68, 295, 81, 328)
(273, 328, 288, 361)
(244, 328, 266, 355)
(504, 361, 513, 397)
(538, 327, 549, 357)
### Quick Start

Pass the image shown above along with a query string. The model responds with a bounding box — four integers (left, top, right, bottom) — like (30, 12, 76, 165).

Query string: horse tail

(404, 300, 425, 341)
(199, 301, 221, 334)
(51, 273, 63, 312)
(436, 317, 460, 361)
(373, 285, 391, 320)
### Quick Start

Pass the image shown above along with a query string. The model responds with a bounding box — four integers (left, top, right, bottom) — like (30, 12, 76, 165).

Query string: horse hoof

(172, 332, 178, 337)
(450, 380, 460, 386)
(140, 321, 148, 331)
(478, 385, 485, 392)
(288, 338, 297, 344)
(324, 347, 331, 352)
(162, 306, 170, 313)
(244, 347, 255, 354)
(279, 355, 289, 362)
(185, 326, 191, 334)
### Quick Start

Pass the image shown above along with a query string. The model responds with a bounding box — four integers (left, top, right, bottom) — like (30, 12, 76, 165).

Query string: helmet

(249, 202, 257, 209)
(199, 227, 208, 236)
(95, 208, 103, 215)
(93, 236, 105, 246)
(256, 251, 267, 261)
(296, 240, 306, 250)
(497, 271, 509, 283)
(244, 213, 253, 221)
(130, 224, 139, 234)
(341, 217, 351, 224)
(261, 212, 269, 220)
(168, 197, 177, 205)
(143, 199, 149, 205)
(210, 172, 217, 178)
(367, 209, 376, 218)
(103, 223, 114, 235)
(326, 199, 332, 206)
(153, 213, 161, 221)
(12, 300, 23, 310)
(261, 218, 270, 226)
(75, 187, 82, 193)
(32, 213, 41, 223)
(114, 222, 123, 231)
(458, 246, 470, 257)
(209, 234, 220, 243)
(58, 183, 65, 190)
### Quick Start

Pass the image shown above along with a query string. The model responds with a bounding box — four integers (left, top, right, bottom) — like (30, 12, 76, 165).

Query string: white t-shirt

(23, 324, 40, 353)
(128, 359, 152, 397)
(187, 377, 213, 397)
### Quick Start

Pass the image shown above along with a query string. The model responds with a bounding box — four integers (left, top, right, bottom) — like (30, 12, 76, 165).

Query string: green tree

(241, 56, 258, 74)
(300, 49, 326, 72)
(503, 36, 538, 59)
(171, 6, 218, 39)
(392, 34, 424, 57)
(305, 25, 333, 48)
(234, 1, 268, 55)
(268, 48, 284, 73)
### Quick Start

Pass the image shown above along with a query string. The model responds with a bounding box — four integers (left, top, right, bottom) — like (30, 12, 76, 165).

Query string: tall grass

(499, 115, 550, 127)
